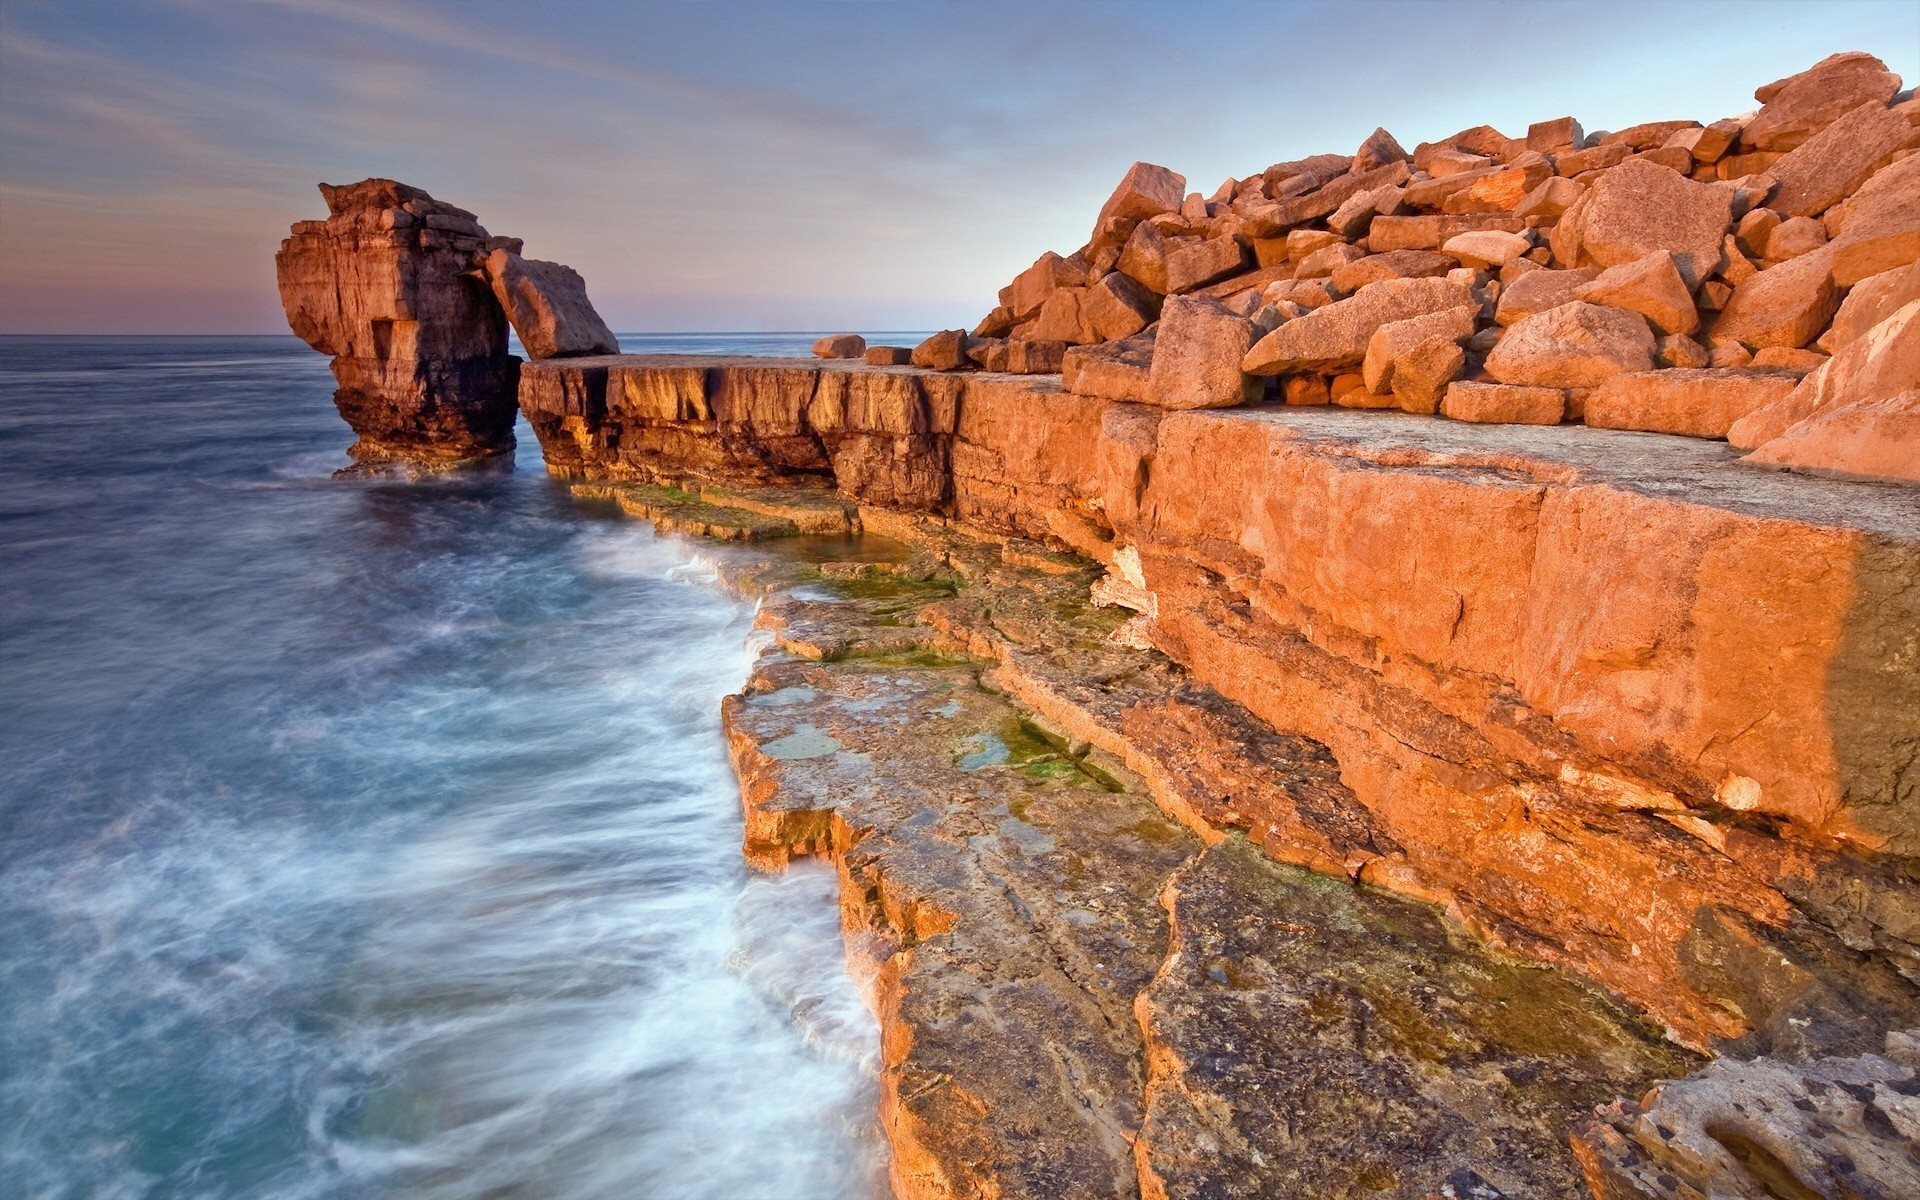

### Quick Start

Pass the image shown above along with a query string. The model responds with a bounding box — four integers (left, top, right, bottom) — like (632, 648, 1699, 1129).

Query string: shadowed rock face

(275, 179, 520, 463)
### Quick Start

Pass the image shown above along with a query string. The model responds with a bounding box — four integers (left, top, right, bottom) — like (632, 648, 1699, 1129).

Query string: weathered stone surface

(1361, 305, 1477, 394)
(1004, 339, 1066, 375)
(1485, 301, 1656, 387)
(1138, 839, 1697, 1200)
(1444, 229, 1531, 269)
(912, 329, 971, 371)
(482, 248, 619, 360)
(1244, 277, 1476, 374)
(1742, 51, 1903, 152)
(1063, 332, 1154, 403)
(1745, 389, 1920, 483)
(1296, 241, 1367, 279)
(1241, 161, 1410, 235)
(1164, 235, 1246, 294)
(1441, 380, 1566, 424)
(1094, 161, 1186, 233)
(813, 333, 867, 359)
(1009, 250, 1082, 319)
(1731, 299, 1920, 448)
(1556, 159, 1735, 285)
(275, 178, 518, 461)
(864, 345, 913, 366)
(1766, 214, 1829, 261)
(1575, 250, 1700, 335)
(1767, 100, 1917, 218)
(1711, 248, 1842, 349)
(1029, 287, 1096, 344)
(1369, 212, 1526, 252)
(1656, 333, 1711, 368)
(1117, 221, 1174, 295)
(1328, 248, 1455, 293)
(1082, 270, 1159, 342)
(1148, 295, 1259, 410)
(1388, 337, 1466, 414)
(1515, 174, 1586, 220)
(1496, 266, 1600, 325)
(1351, 125, 1408, 173)
(1820, 260, 1920, 351)
(1572, 1032, 1920, 1200)
(1827, 154, 1920, 286)
(1586, 368, 1800, 438)
(1528, 115, 1586, 153)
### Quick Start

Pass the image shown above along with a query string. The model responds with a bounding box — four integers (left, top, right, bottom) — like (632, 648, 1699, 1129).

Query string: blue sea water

(0, 333, 918, 1199)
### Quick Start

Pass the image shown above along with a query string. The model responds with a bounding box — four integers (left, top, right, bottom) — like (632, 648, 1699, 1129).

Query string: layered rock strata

(520, 353, 1920, 1066)
(615, 490, 1699, 1198)
(276, 178, 618, 463)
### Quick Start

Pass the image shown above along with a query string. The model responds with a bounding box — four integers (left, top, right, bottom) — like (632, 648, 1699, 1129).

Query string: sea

(0, 332, 930, 1200)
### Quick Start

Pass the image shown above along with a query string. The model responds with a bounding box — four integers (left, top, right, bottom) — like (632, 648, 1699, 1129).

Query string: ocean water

(0, 333, 918, 1199)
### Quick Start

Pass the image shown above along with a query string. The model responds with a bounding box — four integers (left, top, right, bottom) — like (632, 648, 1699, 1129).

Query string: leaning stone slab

(484, 248, 620, 360)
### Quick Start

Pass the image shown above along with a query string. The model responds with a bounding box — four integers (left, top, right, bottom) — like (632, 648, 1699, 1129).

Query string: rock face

(482, 248, 620, 359)
(1571, 1031, 1920, 1199)
(275, 179, 519, 462)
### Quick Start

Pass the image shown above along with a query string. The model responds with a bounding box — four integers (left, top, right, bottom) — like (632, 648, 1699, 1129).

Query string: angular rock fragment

(1496, 266, 1600, 325)
(1575, 250, 1700, 335)
(1484, 301, 1655, 387)
(1742, 50, 1902, 151)
(1765, 100, 1918, 218)
(1820, 260, 1920, 351)
(1148, 295, 1259, 410)
(1389, 337, 1467, 414)
(1555, 159, 1735, 285)
(1826, 154, 1920, 285)
(1063, 330, 1154, 402)
(1330, 249, 1456, 293)
(1711, 248, 1841, 349)
(812, 333, 867, 359)
(1165, 235, 1247, 294)
(1441, 380, 1566, 423)
(1445, 229, 1533, 269)
(482, 248, 619, 360)
(1730, 298, 1920, 447)
(1244, 277, 1476, 374)
(1586, 367, 1800, 438)
(1765, 215, 1829, 262)
(1094, 160, 1186, 232)
(1082, 270, 1160, 341)
(863, 345, 913, 366)
(911, 329, 971, 371)
(1744, 389, 1920, 483)
(1351, 126, 1409, 173)
(1361, 305, 1477, 394)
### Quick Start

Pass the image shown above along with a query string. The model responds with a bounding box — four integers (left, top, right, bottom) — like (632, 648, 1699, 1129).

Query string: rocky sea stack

(279, 50, 1920, 1200)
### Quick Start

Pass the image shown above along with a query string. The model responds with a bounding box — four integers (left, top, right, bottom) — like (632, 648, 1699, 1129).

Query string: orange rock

(1082, 270, 1160, 342)
(864, 345, 913, 366)
(1710, 248, 1841, 349)
(1164, 235, 1247, 294)
(1351, 126, 1409, 173)
(1093, 161, 1187, 232)
(1442, 157, 1555, 213)
(1148, 295, 1260, 410)
(1825, 154, 1920, 286)
(1495, 266, 1599, 325)
(911, 329, 971, 371)
(1765, 215, 1829, 262)
(812, 333, 867, 359)
(1368, 213, 1526, 252)
(1329, 249, 1456, 294)
(1484, 301, 1655, 387)
(1744, 388, 1920, 482)
(1514, 175, 1585, 220)
(1765, 100, 1918, 218)
(1750, 346, 1827, 371)
(1586, 367, 1801, 438)
(1117, 221, 1175, 295)
(1439, 379, 1566, 423)
(1729, 299, 1920, 448)
(1361, 305, 1477, 394)
(1527, 115, 1586, 153)
(1554, 159, 1735, 286)
(1657, 333, 1711, 368)
(1555, 142, 1633, 177)
(1004, 339, 1066, 374)
(1574, 250, 1700, 335)
(1389, 338, 1467, 414)
(1742, 51, 1902, 152)
(1819, 261, 1920, 352)
(1244, 277, 1476, 374)
(1029, 287, 1097, 345)
(1009, 250, 1081, 319)
(482, 248, 620, 360)
(1326, 182, 1405, 239)
(1443, 230, 1532, 269)
(1062, 331, 1154, 403)
(1668, 118, 1742, 164)
(1282, 374, 1331, 406)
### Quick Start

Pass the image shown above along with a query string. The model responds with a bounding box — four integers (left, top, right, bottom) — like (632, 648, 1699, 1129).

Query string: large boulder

(1094, 162, 1186, 233)
(1552, 159, 1734, 286)
(1741, 51, 1903, 152)
(1765, 101, 1917, 219)
(1820, 261, 1920, 352)
(1585, 368, 1800, 438)
(1710, 248, 1842, 349)
(275, 178, 519, 462)
(1147, 296, 1259, 410)
(1743, 389, 1920, 482)
(1730, 299, 1920, 448)
(1440, 380, 1565, 424)
(483, 248, 619, 360)
(1495, 267, 1599, 325)
(1483, 301, 1656, 388)
(1574, 251, 1699, 335)
(1826, 154, 1920, 286)
(1082, 271, 1160, 341)
(1243, 277, 1476, 374)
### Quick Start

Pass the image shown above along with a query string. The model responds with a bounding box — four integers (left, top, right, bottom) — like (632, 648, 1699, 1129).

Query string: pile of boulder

(891, 52, 1920, 482)
(276, 179, 618, 462)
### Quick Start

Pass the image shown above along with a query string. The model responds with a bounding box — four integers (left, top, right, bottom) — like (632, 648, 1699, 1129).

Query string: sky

(1, 0, 1915, 334)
